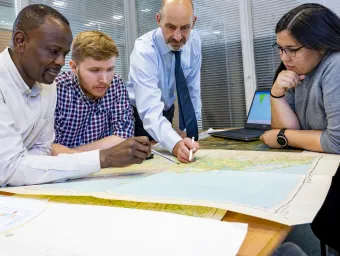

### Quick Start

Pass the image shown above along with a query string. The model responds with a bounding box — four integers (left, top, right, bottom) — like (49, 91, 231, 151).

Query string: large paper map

(2, 150, 339, 225)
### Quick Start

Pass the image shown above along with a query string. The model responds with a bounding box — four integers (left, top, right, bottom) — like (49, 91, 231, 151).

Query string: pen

(189, 137, 194, 161)
(151, 150, 180, 165)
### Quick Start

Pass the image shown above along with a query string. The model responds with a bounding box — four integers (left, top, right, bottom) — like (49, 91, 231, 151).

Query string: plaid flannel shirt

(54, 71, 134, 148)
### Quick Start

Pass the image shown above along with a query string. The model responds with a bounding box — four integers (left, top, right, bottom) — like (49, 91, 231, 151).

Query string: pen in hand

(189, 137, 194, 162)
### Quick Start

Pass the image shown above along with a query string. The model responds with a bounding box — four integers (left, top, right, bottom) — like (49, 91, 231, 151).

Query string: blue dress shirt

(127, 28, 202, 152)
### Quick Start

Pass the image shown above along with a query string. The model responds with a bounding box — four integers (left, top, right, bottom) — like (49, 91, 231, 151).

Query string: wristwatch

(277, 128, 289, 148)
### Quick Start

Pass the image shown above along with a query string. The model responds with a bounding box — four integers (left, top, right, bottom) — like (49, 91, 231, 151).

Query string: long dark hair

(274, 3, 340, 80)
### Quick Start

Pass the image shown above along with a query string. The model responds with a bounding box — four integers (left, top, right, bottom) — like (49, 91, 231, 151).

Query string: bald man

(127, 0, 202, 163)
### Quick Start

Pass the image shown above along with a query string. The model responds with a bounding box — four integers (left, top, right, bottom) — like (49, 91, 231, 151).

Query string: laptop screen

(246, 90, 271, 125)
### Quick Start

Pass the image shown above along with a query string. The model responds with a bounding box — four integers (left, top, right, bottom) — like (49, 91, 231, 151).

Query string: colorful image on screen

(247, 91, 271, 125)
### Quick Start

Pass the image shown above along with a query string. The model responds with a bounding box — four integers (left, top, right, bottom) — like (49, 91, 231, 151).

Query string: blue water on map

(30, 164, 309, 209)
(112, 171, 301, 209)
(32, 177, 138, 193)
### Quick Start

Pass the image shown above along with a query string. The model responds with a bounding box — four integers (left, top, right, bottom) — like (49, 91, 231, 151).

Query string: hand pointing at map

(172, 138, 200, 163)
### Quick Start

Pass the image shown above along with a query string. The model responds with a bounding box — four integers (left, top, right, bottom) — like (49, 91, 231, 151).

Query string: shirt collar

(155, 28, 172, 56)
(22, 83, 42, 97)
(3, 48, 42, 96)
(71, 73, 100, 104)
(72, 73, 85, 99)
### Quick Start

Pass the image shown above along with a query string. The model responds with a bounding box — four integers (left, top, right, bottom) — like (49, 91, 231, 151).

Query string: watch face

(277, 136, 287, 146)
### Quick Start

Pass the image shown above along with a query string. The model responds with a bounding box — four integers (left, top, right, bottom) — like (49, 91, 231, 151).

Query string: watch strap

(277, 128, 289, 148)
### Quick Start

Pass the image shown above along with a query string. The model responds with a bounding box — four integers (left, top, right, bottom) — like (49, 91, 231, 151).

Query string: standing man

(127, 0, 201, 163)
(53, 31, 134, 154)
(0, 4, 150, 186)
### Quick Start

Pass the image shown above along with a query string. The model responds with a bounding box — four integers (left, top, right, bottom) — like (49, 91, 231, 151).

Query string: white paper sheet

(0, 203, 247, 256)
(0, 196, 47, 234)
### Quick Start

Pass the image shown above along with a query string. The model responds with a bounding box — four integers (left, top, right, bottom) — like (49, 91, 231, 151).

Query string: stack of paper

(0, 202, 247, 256)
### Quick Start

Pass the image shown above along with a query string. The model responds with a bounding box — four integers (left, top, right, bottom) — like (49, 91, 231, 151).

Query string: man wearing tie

(127, 0, 201, 163)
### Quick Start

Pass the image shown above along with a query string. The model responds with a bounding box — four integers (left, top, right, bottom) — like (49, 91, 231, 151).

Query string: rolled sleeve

(9, 150, 100, 186)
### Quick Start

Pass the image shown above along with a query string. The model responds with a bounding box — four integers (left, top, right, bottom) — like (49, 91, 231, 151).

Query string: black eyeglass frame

(272, 43, 305, 57)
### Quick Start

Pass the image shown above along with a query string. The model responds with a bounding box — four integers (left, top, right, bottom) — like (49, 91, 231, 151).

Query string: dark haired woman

(259, 3, 340, 253)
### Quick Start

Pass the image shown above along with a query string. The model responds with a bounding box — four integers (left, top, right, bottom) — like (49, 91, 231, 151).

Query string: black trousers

(133, 105, 175, 141)
(311, 166, 340, 252)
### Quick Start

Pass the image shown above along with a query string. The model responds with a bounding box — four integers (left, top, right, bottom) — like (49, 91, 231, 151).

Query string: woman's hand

(272, 70, 305, 97)
(260, 129, 282, 148)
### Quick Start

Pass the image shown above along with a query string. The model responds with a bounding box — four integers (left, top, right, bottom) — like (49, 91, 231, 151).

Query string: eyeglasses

(272, 43, 305, 57)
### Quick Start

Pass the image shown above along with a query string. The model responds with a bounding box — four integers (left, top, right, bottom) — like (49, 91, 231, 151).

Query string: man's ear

(12, 30, 27, 53)
(69, 60, 78, 75)
(192, 16, 197, 29)
(156, 13, 161, 26)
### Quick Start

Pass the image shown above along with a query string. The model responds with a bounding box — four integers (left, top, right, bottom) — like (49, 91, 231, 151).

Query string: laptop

(209, 89, 271, 141)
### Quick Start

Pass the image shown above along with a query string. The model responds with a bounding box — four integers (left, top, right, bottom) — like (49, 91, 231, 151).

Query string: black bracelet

(270, 91, 285, 98)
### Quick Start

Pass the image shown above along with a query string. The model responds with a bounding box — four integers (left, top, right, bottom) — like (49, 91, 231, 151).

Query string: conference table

(199, 136, 300, 255)
(0, 135, 300, 256)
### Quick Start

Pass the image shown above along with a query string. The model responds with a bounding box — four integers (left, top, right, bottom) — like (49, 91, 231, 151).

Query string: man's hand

(99, 137, 151, 168)
(260, 129, 281, 148)
(172, 138, 199, 163)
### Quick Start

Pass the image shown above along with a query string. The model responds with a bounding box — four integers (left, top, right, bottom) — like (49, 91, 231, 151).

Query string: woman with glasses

(260, 3, 340, 254)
